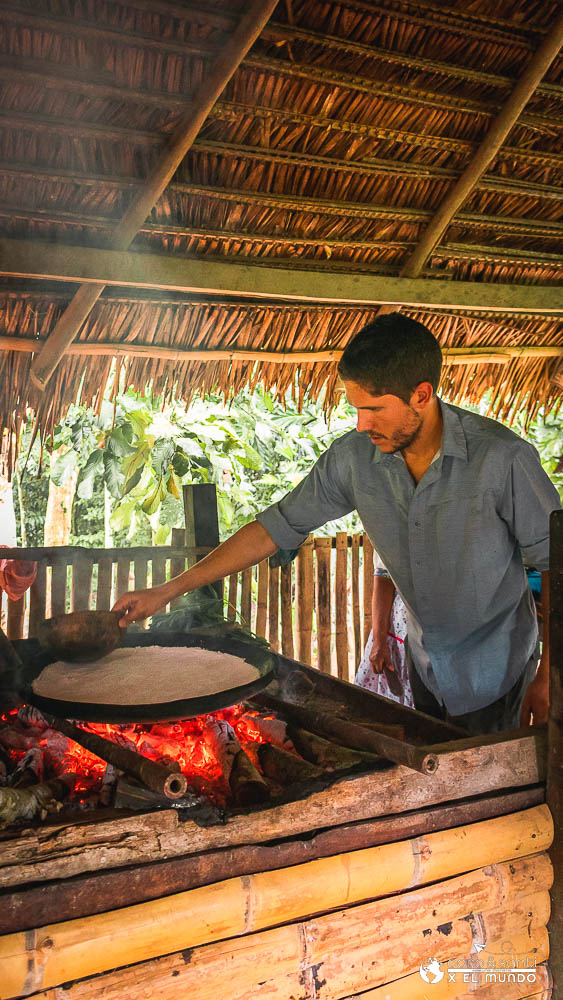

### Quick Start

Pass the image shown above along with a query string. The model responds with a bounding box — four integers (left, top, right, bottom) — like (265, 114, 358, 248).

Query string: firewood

(257, 742, 324, 785)
(205, 719, 269, 807)
(0, 775, 74, 829)
(0, 807, 552, 997)
(289, 727, 381, 771)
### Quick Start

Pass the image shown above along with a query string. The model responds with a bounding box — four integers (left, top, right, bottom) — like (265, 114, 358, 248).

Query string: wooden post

(116, 556, 131, 602)
(96, 556, 113, 610)
(183, 484, 222, 600)
(351, 533, 362, 668)
(71, 554, 93, 612)
(363, 534, 374, 646)
(295, 538, 314, 666)
(27, 561, 46, 636)
(241, 567, 253, 630)
(226, 574, 238, 621)
(170, 528, 186, 609)
(6, 597, 24, 640)
(50, 559, 67, 616)
(268, 565, 280, 652)
(280, 563, 294, 658)
(315, 537, 332, 674)
(255, 559, 268, 638)
(335, 532, 349, 681)
(547, 509, 562, 999)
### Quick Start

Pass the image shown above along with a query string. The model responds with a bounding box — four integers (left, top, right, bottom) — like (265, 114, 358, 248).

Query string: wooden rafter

(2, 238, 562, 314)
(27, 0, 280, 391)
(400, 7, 563, 280)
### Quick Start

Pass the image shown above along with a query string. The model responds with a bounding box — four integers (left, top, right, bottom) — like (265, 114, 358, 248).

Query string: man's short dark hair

(337, 313, 443, 401)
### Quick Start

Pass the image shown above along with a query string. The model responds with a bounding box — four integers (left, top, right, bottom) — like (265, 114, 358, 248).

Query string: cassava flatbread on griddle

(32, 646, 261, 705)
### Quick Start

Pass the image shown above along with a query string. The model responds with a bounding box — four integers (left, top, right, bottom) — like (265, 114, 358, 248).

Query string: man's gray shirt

(257, 401, 560, 715)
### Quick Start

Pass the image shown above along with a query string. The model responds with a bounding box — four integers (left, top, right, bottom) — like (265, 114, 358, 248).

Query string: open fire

(0, 703, 314, 821)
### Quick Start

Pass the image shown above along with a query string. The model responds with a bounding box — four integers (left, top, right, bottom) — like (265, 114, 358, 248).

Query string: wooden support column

(29, 0, 280, 389)
(183, 484, 222, 600)
(400, 8, 563, 279)
(547, 509, 562, 999)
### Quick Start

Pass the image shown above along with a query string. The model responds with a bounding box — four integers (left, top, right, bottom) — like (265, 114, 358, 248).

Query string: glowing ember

(0, 705, 292, 809)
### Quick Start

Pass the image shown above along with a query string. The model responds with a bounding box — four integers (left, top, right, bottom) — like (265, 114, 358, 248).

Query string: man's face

(344, 381, 423, 453)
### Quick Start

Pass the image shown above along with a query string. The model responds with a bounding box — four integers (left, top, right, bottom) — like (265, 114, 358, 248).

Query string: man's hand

(112, 585, 170, 627)
(369, 634, 395, 675)
(520, 672, 549, 726)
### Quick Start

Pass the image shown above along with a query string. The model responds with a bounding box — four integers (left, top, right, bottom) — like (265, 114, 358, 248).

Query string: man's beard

(371, 407, 423, 453)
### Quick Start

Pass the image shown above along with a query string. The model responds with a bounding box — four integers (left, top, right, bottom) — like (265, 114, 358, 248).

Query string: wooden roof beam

(400, 8, 563, 280)
(28, 0, 280, 391)
(3, 237, 562, 314)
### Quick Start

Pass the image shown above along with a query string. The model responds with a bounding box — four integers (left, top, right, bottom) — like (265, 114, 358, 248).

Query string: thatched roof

(0, 0, 562, 459)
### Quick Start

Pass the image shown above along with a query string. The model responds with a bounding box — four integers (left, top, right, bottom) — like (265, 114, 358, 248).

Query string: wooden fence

(1, 530, 375, 683)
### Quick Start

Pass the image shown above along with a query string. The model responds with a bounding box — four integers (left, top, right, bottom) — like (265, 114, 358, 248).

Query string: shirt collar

(438, 399, 468, 462)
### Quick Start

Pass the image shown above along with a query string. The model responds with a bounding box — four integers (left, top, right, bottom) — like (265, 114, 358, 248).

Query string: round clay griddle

(19, 632, 277, 723)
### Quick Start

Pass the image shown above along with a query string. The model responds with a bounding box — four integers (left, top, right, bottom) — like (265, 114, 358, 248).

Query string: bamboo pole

(280, 563, 294, 658)
(5, 335, 562, 365)
(296, 538, 314, 665)
(363, 533, 374, 646)
(315, 537, 332, 674)
(255, 559, 268, 638)
(3, 833, 552, 998)
(335, 531, 349, 681)
(29, 0, 281, 389)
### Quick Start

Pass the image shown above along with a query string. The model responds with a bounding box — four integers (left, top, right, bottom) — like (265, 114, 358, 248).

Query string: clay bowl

(38, 610, 123, 663)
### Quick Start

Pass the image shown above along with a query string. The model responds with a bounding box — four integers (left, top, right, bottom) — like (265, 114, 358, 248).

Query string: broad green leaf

(166, 471, 181, 499)
(152, 438, 176, 476)
(76, 449, 103, 499)
(141, 478, 167, 515)
(50, 448, 77, 487)
(103, 451, 124, 498)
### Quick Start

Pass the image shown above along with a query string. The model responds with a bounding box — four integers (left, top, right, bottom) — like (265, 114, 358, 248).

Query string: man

(113, 314, 560, 734)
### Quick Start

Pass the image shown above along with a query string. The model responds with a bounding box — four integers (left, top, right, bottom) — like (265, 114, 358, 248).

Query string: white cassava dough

(32, 646, 261, 705)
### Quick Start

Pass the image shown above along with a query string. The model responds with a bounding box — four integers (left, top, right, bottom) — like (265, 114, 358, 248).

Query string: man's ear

(410, 382, 434, 410)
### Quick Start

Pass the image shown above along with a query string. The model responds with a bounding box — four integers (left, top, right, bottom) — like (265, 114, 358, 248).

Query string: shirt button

(414, 521, 421, 526)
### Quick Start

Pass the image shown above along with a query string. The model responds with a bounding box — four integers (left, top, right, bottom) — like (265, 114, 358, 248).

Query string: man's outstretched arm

(112, 520, 278, 625)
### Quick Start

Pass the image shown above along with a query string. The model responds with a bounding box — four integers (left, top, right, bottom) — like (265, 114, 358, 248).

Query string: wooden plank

(151, 552, 166, 589)
(96, 556, 113, 610)
(169, 528, 186, 609)
(335, 532, 349, 682)
(27, 561, 46, 636)
(296, 538, 314, 665)
(226, 573, 238, 621)
(6, 597, 25, 640)
(0, 788, 544, 934)
(362, 533, 374, 647)
(0, 731, 547, 888)
(240, 567, 252, 629)
(280, 563, 294, 658)
(183, 484, 221, 598)
(351, 533, 362, 668)
(3, 236, 563, 313)
(116, 556, 131, 601)
(315, 537, 332, 674)
(71, 554, 93, 612)
(268, 565, 280, 653)
(133, 555, 148, 592)
(255, 559, 268, 638)
(50, 559, 68, 616)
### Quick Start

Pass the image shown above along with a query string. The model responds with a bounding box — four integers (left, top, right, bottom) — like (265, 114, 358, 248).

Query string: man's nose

(356, 411, 373, 433)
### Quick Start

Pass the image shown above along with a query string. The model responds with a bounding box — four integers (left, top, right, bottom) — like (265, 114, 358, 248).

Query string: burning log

(0, 774, 73, 829)
(8, 746, 44, 788)
(290, 727, 381, 772)
(251, 693, 438, 775)
(43, 715, 188, 801)
(257, 742, 324, 785)
(205, 719, 269, 807)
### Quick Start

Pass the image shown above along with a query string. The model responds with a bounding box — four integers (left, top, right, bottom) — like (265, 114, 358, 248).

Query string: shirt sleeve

(499, 441, 561, 571)
(256, 441, 354, 550)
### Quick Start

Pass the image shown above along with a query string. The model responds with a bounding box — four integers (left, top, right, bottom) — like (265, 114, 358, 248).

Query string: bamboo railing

(1, 531, 375, 682)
